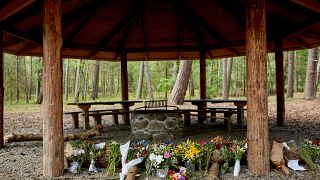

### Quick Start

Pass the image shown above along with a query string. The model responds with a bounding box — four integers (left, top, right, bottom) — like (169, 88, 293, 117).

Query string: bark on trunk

(169, 60, 193, 105)
(189, 71, 195, 97)
(74, 61, 82, 103)
(223, 57, 233, 99)
(246, 0, 269, 175)
(144, 61, 154, 100)
(317, 58, 320, 97)
(64, 59, 69, 102)
(29, 57, 33, 101)
(287, 51, 295, 98)
(91, 60, 100, 100)
(35, 58, 43, 104)
(43, 0, 64, 176)
(136, 61, 144, 99)
(24, 57, 29, 103)
(16, 56, 20, 102)
(304, 48, 318, 100)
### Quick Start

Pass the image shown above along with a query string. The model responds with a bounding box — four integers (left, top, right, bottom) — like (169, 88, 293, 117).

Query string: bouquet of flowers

(230, 140, 246, 176)
(174, 139, 204, 167)
(145, 143, 174, 177)
(168, 167, 188, 180)
(127, 143, 148, 162)
(67, 141, 91, 173)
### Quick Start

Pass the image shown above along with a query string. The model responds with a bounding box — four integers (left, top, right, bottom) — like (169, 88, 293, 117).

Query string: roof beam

(87, 0, 144, 57)
(0, 0, 36, 22)
(289, 0, 320, 13)
(172, 0, 225, 43)
(215, 0, 244, 26)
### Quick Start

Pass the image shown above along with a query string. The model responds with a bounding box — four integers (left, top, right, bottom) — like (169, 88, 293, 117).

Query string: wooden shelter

(0, 0, 320, 177)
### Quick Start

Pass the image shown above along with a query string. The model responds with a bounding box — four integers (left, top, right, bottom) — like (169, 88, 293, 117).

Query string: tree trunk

(304, 48, 318, 100)
(91, 60, 100, 100)
(223, 57, 233, 99)
(317, 58, 320, 97)
(287, 51, 294, 98)
(0, 30, 4, 148)
(136, 61, 144, 99)
(169, 60, 193, 105)
(24, 57, 29, 103)
(189, 70, 195, 97)
(29, 57, 33, 101)
(83, 63, 89, 101)
(16, 56, 20, 103)
(74, 60, 82, 103)
(275, 38, 285, 126)
(246, 0, 269, 175)
(209, 60, 214, 86)
(35, 58, 43, 104)
(144, 61, 154, 100)
(64, 59, 69, 102)
(293, 51, 298, 93)
(110, 67, 115, 95)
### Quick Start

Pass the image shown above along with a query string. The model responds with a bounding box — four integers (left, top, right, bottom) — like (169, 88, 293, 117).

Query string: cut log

(4, 125, 104, 143)
(206, 162, 219, 180)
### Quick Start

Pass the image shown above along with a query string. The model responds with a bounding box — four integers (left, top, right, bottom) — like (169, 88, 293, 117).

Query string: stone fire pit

(130, 110, 183, 142)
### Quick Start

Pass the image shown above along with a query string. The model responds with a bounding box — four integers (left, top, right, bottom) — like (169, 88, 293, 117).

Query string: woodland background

(3, 47, 320, 107)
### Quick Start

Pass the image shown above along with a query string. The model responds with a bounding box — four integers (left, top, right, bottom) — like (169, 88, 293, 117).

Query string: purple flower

(164, 152, 171, 159)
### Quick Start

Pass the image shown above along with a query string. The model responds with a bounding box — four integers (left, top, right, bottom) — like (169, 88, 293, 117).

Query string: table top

(67, 100, 144, 106)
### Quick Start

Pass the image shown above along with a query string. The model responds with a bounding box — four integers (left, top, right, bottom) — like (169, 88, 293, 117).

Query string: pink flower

(164, 152, 171, 159)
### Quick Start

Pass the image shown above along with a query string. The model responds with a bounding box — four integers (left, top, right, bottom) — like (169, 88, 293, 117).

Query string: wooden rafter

(289, 0, 320, 13)
(88, 0, 144, 58)
(177, 14, 184, 57)
(215, 0, 244, 26)
(114, 17, 138, 60)
(0, 0, 36, 22)
(17, 43, 38, 55)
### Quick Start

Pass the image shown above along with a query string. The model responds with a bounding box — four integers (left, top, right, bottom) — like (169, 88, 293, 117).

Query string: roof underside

(1, 0, 320, 61)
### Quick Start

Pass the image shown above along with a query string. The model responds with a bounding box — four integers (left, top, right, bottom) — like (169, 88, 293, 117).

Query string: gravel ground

(0, 98, 319, 179)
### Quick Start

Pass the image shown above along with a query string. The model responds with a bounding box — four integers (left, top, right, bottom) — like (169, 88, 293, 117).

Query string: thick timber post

(43, 0, 64, 177)
(198, 50, 207, 124)
(121, 50, 130, 125)
(199, 50, 206, 99)
(245, 0, 269, 176)
(0, 29, 4, 148)
(275, 38, 285, 126)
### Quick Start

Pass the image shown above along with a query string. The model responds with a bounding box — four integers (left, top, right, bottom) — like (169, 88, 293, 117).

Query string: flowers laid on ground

(64, 137, 320, 178)
(145, 143, 174, 177)
(168, 167, 188, 180)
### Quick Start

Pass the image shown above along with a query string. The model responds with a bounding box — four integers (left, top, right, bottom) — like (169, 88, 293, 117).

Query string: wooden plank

(199, 50, 206, 99)
(0, 29, 4, 148)
(42, 0, 64, 177)
(245, 0, 269, 176)
(0, 0, 35, 22)
(121, 51, 130, 125)
(275, 38, 285, 126)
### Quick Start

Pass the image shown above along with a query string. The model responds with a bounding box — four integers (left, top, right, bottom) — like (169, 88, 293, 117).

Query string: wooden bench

(206, 107, 247, 127)
(64, 109, 123, 128)
(88, 108, 124, 125)
(180, 108, 241, 133)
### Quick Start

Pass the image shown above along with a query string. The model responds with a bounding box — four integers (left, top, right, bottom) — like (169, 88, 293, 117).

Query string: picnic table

(184, 99, 247, 126)
(67, 100, 143, 129)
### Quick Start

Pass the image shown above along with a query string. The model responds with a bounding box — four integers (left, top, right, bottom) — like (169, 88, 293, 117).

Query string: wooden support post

(183, 111, 191, 127)
(275, 38, 285, 126)
(246, 0, 269, 176)
(112, 114, 119, 124)
(43, 0, 64, 177)
(78, 104, 91, 129)
(0, 29, 3, 148)
(199, 50, 206, 99)
(198, 50, 207, 124)
(70, 113, 79, 128)
(121, 51, 130, 125)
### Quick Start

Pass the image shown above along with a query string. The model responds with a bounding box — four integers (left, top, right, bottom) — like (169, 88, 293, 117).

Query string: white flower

(155, 155, 163, 164)
(149, 153, 157, 161)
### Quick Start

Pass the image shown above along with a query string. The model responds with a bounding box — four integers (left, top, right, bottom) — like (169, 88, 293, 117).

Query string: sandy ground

(0, 98, 319, 179)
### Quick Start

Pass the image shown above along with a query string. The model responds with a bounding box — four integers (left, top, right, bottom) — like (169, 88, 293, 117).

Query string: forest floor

(0, 94, 320, 179)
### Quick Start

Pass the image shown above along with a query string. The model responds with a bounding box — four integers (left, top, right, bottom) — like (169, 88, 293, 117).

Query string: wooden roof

(1, 0, 320, 61)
